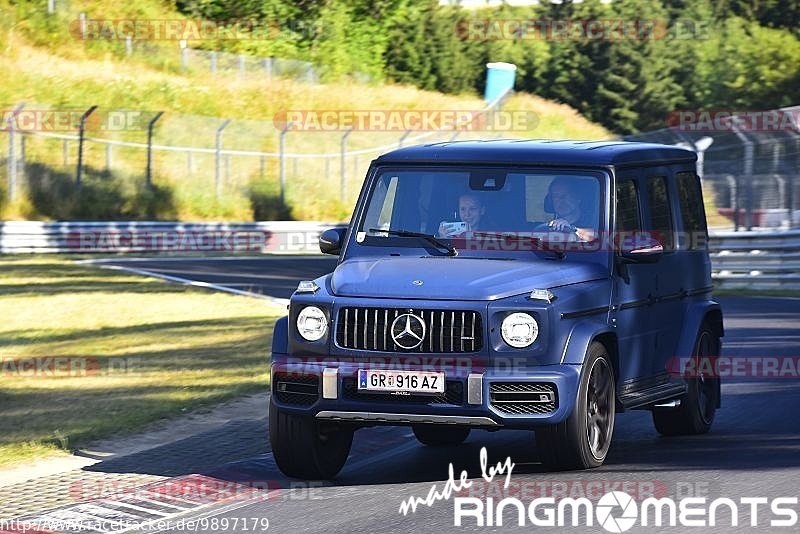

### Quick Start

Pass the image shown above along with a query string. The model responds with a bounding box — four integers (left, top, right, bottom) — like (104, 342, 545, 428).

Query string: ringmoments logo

(398, 449, 800, 530)
(452, 491, 800, 529)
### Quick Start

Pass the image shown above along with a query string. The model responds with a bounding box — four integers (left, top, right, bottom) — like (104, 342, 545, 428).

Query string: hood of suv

(330, 256, 607, 300)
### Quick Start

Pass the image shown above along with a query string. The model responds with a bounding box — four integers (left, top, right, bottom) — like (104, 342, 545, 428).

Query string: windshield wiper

(368, 228, 457, 256)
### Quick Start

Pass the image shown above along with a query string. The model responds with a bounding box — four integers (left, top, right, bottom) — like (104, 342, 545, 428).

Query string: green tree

(695, 17, 800, 109)
(536, 0, 613, 122)
(384, 1, 481, 94)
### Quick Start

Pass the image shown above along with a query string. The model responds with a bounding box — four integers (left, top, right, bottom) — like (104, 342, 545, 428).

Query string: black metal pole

(146, 111, 164, 189)
(76, 105, 98, 187)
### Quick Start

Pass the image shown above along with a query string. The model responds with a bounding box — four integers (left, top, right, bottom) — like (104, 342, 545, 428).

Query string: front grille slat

(450, 312, 455, 352)
(428, 310, 433, 353)
(472, 312, 477, 352)
(344, 308, 349, 347)
(383, 309, 388, 351)
(363, 308, 368, 350)
(460, 312, 465, 352)
(373, 309, 378, 351)
(353, 308, 359, 349)
(439, 311, 444, 352)
(336, 307, 482, 353)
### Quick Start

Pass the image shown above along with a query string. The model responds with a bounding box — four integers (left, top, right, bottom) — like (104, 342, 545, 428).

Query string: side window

(615, 179, 641, 233)
(362, 175, 397, 231)
(646, 176, 674, 251)
(676, 171, 708, 249)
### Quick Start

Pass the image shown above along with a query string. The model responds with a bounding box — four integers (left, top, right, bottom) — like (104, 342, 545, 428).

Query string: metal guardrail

(0, 221, 344, 254)
(710, 230, 800, 289)
(2, 222, 798, 289)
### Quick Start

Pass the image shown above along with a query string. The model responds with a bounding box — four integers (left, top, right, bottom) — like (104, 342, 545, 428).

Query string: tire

(652, 326, 720, 436)
(269, 399, 353, 479)
(536, 342, 616, 471)
(412, 425, 470, 446)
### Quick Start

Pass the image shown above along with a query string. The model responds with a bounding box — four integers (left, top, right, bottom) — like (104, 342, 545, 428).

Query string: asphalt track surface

(80, 257, 800, 532)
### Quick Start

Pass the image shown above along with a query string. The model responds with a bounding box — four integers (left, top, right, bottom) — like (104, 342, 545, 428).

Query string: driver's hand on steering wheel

(548, 218, 575, 232)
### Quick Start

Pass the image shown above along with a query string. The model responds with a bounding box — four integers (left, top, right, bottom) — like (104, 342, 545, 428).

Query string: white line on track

(77, 255, 332, 264)
(87, 263, 290, 306)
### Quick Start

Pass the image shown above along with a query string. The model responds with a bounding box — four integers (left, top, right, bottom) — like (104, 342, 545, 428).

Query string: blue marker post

(484, 62, 517, 103)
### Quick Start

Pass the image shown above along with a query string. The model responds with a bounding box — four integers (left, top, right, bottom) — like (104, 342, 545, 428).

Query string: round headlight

(297, 306, 328, 342)
(501, 312, 539, 348)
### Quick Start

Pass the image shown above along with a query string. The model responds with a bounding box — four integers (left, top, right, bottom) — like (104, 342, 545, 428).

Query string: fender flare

(271, 316, 289, 355)
(675, 301, 723, 360)
(561, 320, 617, 367)
(674, 301, 723, 408)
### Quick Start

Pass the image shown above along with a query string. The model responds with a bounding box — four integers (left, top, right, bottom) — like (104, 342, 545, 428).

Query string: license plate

(358, 369, 445, 394)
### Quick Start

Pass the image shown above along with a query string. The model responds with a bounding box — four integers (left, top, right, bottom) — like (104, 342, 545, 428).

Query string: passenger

(438, 193, 487, 237)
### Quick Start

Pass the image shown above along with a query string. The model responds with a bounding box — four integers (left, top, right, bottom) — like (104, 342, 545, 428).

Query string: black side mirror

(620, 235, 663, 264)
(319, 228, 345, 255)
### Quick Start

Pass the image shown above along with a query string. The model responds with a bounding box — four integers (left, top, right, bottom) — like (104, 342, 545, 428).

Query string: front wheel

(652, 326, 720, 436)
(536, 342, 616, 470)
(412, 424, 470, 446)
(269, 399, 353, 479)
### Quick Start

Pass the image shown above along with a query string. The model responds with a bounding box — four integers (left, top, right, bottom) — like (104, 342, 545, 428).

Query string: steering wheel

(533, 221, 578, 233)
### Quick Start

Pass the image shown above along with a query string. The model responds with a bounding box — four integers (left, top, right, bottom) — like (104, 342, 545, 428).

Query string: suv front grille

(336, 307, 482, 353)
(274, 373, 319, 406)
(342, 377, 464, 405)
(489, 382, 558, 415)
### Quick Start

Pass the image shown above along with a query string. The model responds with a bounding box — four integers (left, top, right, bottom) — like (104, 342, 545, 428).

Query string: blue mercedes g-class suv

(269, 140, 723, 479)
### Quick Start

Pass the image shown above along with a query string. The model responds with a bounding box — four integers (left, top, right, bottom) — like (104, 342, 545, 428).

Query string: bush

(24, 163, 177, 220)
(0, 177, 7, 214)
(249, 179, 293, 220)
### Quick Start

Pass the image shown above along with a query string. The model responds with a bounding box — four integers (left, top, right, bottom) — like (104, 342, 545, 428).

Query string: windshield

(356, 167, 606, 256)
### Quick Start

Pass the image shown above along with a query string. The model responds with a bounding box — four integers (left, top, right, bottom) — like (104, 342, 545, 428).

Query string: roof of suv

(375, 139, 697, 167)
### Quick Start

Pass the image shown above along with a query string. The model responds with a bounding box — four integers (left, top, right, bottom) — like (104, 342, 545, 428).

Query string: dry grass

(0, 255, 282, 467)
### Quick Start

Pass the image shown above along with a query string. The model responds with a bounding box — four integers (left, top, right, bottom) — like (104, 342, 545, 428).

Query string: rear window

(615, 180, 640, 233)
(646, 176, 674, 251)
(676, 171, 708, 249)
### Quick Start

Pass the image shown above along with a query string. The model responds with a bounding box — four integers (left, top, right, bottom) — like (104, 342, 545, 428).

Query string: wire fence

(625, 106, 800, 231)
(3, 99, 798, 227)
(66, 10, 372, 84)
(0, 93, 511, 221)
(109, 38, 322, 83)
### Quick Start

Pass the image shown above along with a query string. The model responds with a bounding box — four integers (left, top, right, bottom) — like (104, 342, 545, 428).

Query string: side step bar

(618, 383, 687, 410)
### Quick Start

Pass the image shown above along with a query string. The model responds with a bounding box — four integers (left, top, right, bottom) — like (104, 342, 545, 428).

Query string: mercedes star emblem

(390, 313, 426, 350)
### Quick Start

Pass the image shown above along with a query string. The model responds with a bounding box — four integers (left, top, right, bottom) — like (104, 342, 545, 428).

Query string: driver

(547, 178, 596, 241)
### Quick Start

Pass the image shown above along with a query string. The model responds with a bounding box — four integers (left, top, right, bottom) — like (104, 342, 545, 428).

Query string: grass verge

(0, 255, 282, 468)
